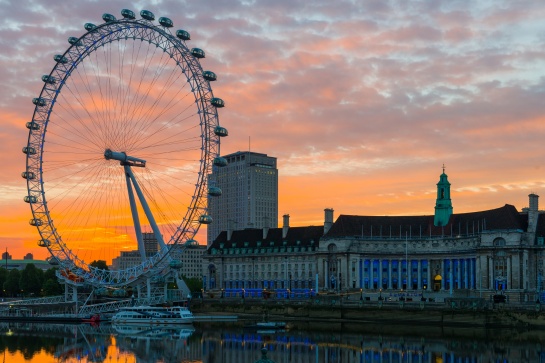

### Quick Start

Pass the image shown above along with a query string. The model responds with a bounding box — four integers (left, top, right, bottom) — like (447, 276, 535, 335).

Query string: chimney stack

(324, 208, 334, 234)
(528, 193, 539, 233)
(282, 214, 290, 239)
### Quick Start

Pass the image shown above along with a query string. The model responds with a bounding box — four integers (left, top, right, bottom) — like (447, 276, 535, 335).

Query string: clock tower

(434, 165, 453, 227)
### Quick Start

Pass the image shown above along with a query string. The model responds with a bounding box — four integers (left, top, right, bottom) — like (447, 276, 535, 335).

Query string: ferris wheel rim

(23, 11, 223, 287)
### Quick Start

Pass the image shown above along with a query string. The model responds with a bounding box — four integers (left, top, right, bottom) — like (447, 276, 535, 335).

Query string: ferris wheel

(22, 9, 228, 288)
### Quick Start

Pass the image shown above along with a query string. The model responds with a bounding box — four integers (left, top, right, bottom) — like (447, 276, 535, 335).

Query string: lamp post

(360, 288, 363, 301)
(287, 288, 290, 300)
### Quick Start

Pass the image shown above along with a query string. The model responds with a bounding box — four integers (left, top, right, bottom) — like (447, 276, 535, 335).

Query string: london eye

(22, 9, 228, 291)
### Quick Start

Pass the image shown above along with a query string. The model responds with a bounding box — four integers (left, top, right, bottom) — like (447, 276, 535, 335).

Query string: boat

(112, 322, 195, 339)
(111, 305, 194, 325)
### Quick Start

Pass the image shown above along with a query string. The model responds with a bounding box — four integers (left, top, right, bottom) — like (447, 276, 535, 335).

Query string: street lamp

(360, 288, 363, 301)
(287, 288, 290, 300)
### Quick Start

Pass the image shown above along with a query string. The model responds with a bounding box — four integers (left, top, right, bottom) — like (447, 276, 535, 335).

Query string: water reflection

(1, 321, 545, 362)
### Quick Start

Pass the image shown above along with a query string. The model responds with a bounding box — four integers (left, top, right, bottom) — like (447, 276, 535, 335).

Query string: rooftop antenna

(249, 136, 251, 153)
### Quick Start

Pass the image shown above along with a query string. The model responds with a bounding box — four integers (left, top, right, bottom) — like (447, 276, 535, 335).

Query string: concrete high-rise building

(207, 151, 278, 245)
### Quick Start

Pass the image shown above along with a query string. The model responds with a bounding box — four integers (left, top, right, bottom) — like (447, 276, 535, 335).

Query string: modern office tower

(207, 151, 278, 246)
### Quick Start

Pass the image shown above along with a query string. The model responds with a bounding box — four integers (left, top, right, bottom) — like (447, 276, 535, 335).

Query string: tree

(19, 264, 43, 296)
(182, 276, 203, 293)
(43, 278, 62, 296)
(0, 268, 8, 296)
(4, 269, 20, 297)
(90, 260, 109, 270)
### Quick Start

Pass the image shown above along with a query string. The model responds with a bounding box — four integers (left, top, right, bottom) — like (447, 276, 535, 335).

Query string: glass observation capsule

(159, 17, 173, 27)
(37, 239, 51, 247)
(24, 195, 37, 203)
(121, 9, 136, 19)
(26, 122, 40, 130)
(213, 157, 228, 167)
(102, 13, 116, 22)
(54, 54, 68, 64)
(140, 10, 155, 21)
(21, 171, 36, 179)
(203, 71, 217, 81)
(32, 97, 46, 106)
(29, 218, 43, 226)
(176, 29, 190, 40)
(169, 260, 182, 269)
(214, 126, 228, 137)
(84, 23, 97, 31)
(198, 215, 213, 224)
(211, 97, 225, 108)
(191, 48, 205, 58)
(208, 186, 222, 197)
(22, 146, 36, 155)
(42, 75, 57, 84)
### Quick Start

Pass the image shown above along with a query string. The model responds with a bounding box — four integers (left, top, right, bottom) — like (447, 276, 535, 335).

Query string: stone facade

(203, 174, 545, 302)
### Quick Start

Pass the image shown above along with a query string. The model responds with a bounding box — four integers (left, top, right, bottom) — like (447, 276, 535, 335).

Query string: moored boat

(111, 305, 194, 325)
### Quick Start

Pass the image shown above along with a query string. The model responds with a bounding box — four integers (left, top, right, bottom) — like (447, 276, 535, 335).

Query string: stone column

(489, 256, 494, 290)
(507, 256, 511, 290)
(398, 259, 402, 290)
(426, 259, 431, 291)
(388, 260, 393, 289)
(449, 259, 454, 295)
(464, 259, 468, 289)
(441, 259, 447, 291)
(407, 259, 412, 290)
(457, 259, 462, 290)
(417, 259, 422, 289)
(378, 259, 383, 289)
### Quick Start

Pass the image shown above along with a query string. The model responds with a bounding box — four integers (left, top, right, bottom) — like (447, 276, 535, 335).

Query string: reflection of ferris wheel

(23, 9, 228, 288)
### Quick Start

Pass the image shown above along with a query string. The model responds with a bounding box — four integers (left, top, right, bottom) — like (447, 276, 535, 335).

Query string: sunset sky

(1, 0, 545, 262)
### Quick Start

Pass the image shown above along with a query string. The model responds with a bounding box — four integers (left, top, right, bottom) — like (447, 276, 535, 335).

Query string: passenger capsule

(159, 17, 173, 27)
(47, 256, 59, 265)
(208, 186, 222, 197)
(54, 54, 68, 64)
(198, 215, 213, 225)
(191, 48, 205, 58)
(214, 126, 228, 137)
(26, 122, 40, 131)
(37, 239, 51, 247)
(32, 98, 46, 107)
(203, 71, 217, 81)
(42, 75, 57, 84)
(121, 9, 136, 19)
(184, 239, 198, 246)
(22, 146, 36, 155)
(68, 37, 83, 46)
(140, 10, 155, 21)
(24, 195, 37, 203)
(21, 171, 36, 180)
(213, 157, 228, 167)
(29, 218, 43, 226)
(84, 23, 97, 31)
(176, 29, 190, 41)
(210, 97, 225, 108)
(169, 260, 182, 269)
(102, 13, 116, 22)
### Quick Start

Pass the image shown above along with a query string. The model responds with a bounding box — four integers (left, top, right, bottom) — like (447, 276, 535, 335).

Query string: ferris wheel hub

(104, 149, 146, 167)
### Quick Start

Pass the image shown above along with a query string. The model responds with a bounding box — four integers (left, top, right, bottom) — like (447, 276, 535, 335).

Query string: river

(0, 320, 544, 362)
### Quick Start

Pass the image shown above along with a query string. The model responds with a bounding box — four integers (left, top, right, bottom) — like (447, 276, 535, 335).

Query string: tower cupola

(434, 165, 453, 227)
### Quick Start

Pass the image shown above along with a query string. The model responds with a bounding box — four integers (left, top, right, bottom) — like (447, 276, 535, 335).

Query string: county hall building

(203, 170, 545, 302)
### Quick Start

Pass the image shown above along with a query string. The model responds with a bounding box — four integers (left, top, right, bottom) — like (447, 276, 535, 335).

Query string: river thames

(1, 320, 544, 363)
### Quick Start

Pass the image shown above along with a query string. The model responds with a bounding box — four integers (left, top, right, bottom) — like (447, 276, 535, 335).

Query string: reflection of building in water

(0, 323, 544, 362)
(200, 330, 545, 363)
(204, 170, 545, 303)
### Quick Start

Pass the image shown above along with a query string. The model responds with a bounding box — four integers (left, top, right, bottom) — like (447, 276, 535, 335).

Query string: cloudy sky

(1, 0, 545, 261)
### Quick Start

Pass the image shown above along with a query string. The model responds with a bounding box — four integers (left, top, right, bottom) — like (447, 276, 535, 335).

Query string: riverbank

(190, 297, 545, 330)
